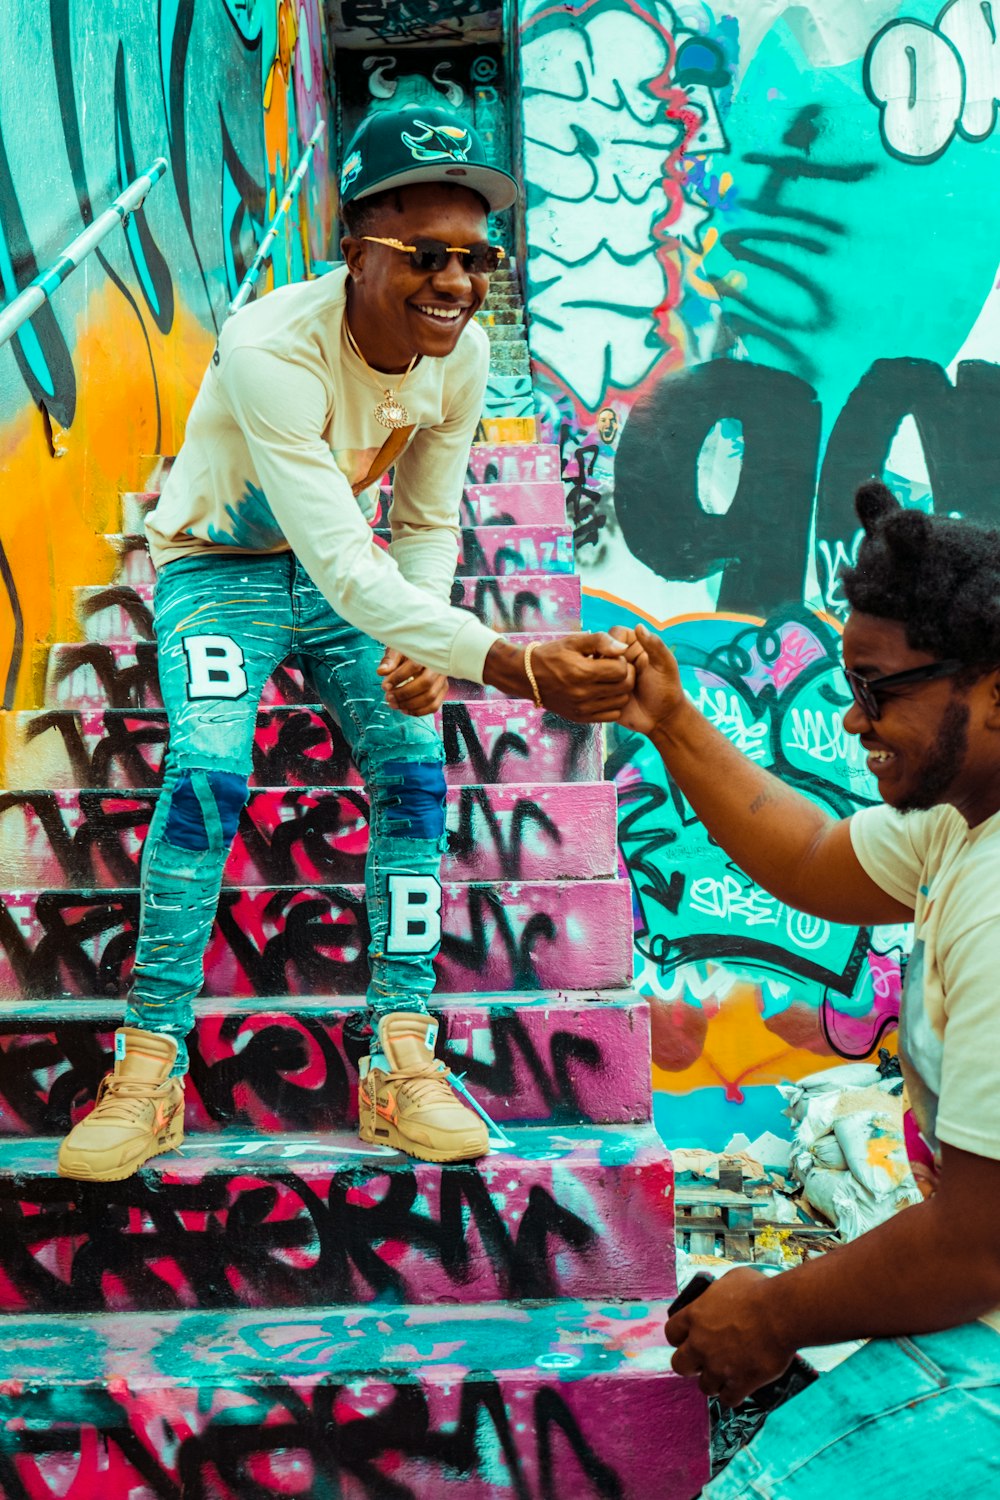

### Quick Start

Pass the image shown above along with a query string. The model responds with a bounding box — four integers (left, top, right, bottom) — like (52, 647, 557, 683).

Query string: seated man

(614, 482, 1000, 1495)
(57, 104, 634, 1181)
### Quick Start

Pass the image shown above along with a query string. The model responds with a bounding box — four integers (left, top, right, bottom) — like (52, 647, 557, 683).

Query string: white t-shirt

(852, 801, 1000, 1331)
(146, 265, 499, 683)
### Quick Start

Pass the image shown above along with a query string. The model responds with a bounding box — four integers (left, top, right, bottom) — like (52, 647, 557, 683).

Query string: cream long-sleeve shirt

(145, 265, 499, 682)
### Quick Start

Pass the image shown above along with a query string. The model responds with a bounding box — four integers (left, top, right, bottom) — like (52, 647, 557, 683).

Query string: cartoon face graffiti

(521, 0, 682, 410)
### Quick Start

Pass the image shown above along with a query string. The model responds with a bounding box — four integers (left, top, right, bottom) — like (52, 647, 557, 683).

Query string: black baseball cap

(339, 105, 518, 213)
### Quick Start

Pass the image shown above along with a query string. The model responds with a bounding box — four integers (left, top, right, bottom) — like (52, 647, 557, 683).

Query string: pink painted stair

(0, 1123, 673, 1312)
(0, 1300, 706, 1499)
(4, 700, 603, 789)
(0, 782, 619, 885)
(0, 992, 652, 1135)
(0, 878, 633, 996)
(0, 440, 708, 1494)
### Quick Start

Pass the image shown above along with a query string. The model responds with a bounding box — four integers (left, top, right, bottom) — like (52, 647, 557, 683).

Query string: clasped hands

(380, 622, 680, 731)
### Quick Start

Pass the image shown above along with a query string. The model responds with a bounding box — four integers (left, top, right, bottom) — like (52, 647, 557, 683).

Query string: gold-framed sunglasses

(361, 235, 506, 274)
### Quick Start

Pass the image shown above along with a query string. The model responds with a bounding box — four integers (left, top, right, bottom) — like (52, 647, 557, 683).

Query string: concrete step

(43, 634, 565, 711)
(0, 782, 618, 887)
(479, 415, 538, 444)
(0, 1300, 708, 1497)
(483, 377, 535, 425)
(0, 991, 652, 1136)
(482, 324, 527, 343)
(0, 878, 633, 997)
(488, 350, 530, 374)
(459, 481, 564, 526)
(105, 521, 574, 586)
(0, 1123, 674, 1312)
(4, 701, 603, 790)
(475, 306, 524, 324)
(465, 442, 558, 484)
(75, 572, 580, 642)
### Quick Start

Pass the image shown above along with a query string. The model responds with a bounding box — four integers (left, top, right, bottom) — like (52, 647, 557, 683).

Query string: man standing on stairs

(56, 104, 635, 1183)
(613, 484, 1000, 1495)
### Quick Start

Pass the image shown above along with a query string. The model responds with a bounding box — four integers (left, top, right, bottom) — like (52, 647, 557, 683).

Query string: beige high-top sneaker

(57, 1027, 185, 1181)
(358, 1011, 489, 1162)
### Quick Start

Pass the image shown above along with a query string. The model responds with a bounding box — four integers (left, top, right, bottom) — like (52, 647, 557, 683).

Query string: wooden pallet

(674, 1161, 833, 1263)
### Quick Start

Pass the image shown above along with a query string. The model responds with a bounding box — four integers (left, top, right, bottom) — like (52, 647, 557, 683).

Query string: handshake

(381, 624, 680, 736)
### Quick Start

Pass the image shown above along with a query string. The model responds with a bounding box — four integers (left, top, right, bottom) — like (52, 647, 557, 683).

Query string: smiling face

(342, 182, 490, 372)
(841, 611, 1000, 821)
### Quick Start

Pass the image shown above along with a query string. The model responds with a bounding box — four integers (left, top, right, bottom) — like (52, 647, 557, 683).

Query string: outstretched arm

(612, 624, 912, 925)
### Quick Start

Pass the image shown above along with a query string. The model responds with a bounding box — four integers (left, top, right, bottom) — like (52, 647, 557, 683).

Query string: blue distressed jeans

(126, 551, 447, 1075)
(706, 1321, 1000, 1498)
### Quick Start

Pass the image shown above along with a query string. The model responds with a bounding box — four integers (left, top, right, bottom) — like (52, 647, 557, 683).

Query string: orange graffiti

(0, 284, 214, 749)
(651, 982, 891, 1101)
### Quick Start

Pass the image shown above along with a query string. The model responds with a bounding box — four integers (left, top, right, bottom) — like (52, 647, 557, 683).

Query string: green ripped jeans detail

(127, 551, 447, 1076)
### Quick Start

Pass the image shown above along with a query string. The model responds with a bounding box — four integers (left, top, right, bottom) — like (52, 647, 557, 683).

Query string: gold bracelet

(523, 640, 543, 709)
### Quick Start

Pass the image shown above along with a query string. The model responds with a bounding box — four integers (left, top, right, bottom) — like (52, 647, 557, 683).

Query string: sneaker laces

(373, 1060, 513, 1145)
(380, 1060, 456, 1107)
(90, 1075, 170, 1125)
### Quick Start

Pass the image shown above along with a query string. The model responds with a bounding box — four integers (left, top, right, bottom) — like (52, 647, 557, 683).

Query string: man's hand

(608, 622, 686, 737)
(483, 633, 635, 721)
(378, 649, 448, 717)
(665, 1269, 796, 1407)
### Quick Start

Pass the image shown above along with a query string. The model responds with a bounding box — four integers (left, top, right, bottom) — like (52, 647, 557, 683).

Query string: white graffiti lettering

(521, 5, 680, 409)
(695, 686, 768, 759)
(865, 1, 1000, 163)
(687, 873, 830, 952)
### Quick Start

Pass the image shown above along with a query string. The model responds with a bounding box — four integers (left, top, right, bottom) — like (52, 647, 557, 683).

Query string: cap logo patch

(401, 120, 471, 164)
(340, 149, 362, 194)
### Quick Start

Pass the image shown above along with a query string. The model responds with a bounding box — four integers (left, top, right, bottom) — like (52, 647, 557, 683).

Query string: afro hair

(840, 480, 1000, 668)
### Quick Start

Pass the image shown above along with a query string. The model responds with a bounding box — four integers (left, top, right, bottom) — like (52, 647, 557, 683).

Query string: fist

(378, 649, 448, 717)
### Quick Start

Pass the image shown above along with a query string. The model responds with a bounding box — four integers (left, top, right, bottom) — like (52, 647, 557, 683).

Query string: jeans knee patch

(163, 769, 248, 850)
(208, 770, 250, 842)
(383, 759, 446, 840)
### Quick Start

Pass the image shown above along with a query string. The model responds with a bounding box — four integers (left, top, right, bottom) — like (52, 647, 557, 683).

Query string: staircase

(477, 255, 535, 431)
(0, 432, 708, 1494)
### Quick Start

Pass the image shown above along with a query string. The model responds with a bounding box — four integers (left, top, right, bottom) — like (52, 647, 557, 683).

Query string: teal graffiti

(594, 602, 906, 1058)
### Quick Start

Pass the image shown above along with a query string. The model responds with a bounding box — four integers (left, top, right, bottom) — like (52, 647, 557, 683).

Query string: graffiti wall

(519, 0, 1000, 1145)
(0, 0, 333, 727)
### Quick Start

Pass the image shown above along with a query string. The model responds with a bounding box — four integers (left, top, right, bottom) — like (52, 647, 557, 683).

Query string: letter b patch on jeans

(183, 635, 248, 699)
(386, 874, 442, 954)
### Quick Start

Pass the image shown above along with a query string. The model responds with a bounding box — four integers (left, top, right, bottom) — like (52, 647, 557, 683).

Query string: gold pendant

(374, 390, 410, 429)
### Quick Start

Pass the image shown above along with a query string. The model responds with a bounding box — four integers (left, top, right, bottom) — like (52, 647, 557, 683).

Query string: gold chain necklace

(344, 318, 418, 429)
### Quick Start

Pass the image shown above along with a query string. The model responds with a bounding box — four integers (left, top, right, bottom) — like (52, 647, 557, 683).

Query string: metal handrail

(228, 116, 327, 316)
(0, 158, 168, 351)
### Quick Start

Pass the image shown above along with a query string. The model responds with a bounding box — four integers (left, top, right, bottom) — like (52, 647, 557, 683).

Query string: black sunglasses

(362, 235, 505, 275)
(842, 659, 965, 720)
